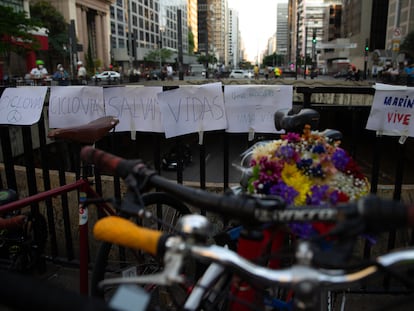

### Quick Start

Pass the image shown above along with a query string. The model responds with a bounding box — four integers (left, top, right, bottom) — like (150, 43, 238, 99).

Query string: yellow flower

(281, 163, 312, 205)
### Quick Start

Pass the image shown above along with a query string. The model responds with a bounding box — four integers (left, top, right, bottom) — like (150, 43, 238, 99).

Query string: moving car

(92, 71, 121, 82)
(229, 69, 249, 79)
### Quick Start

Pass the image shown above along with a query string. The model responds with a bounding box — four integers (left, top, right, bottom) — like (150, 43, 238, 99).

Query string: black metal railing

(0, 85, 413, 294)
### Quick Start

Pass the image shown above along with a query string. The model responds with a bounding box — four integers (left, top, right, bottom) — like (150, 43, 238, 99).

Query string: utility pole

(295, 11, 300, 80)
(304, 26, 308, 79)
(177, 8, 184, 80)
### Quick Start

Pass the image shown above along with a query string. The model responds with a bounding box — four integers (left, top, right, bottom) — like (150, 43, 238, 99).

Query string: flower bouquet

(244, 125, 370, 238)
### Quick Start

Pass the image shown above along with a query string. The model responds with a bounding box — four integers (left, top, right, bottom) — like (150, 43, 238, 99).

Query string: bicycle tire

(91, 192, 192, 309)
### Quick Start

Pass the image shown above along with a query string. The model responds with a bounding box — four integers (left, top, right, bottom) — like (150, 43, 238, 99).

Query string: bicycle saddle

(274, 108, 320, 133)
(48, 116, 119, 144)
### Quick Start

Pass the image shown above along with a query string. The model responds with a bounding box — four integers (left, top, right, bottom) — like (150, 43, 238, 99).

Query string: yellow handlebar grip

(93, 216, 163, 256)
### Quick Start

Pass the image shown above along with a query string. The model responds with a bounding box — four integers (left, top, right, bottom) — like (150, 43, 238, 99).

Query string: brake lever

(99, 241, 185, 287)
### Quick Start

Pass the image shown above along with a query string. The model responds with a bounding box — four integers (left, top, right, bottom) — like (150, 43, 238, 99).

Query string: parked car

(229, 69, 249, 79)
(92, 71, 120, 82)
(161, 144, 192, 170)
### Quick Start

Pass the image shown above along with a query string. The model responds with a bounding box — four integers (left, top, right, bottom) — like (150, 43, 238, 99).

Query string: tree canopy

(0, 5, 41, 75)
(144, 48, 173, 65)
(400, 30, 414, 60)
(30, 1, 69, 69)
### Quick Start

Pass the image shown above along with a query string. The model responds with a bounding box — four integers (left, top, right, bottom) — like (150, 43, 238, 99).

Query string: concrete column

(80, 6, 88, 61)
(95, 13, 104, 64)
(101, 13, 110, 68)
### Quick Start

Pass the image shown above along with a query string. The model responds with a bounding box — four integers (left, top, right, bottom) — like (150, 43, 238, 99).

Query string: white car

(93, 71, 121, 81)
(229, 69, 249, 79)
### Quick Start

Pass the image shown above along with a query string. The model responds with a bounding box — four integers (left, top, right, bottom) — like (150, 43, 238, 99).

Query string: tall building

(110, 0, 190, 71)
(187, 0, 198, 52)
(33, 0, 114, 70)
(227, 7, 239, 68)
(277, 2, 289, 59)
(386, 0, 414, 61)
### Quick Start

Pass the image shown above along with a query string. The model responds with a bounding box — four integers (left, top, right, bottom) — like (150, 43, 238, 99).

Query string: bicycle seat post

(47, 116, 119, 295)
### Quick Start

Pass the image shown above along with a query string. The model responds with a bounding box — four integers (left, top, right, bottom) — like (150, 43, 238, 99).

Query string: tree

(30, 1, 69, 69)
(400, 30, 414, 60)
(144, 48, 173, 65)
(0, 5, 41, 77)
(188, 29, 195, 55)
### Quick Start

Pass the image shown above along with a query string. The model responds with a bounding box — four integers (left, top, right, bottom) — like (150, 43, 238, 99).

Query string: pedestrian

(77, 61, 87, 85)
(253, 64, 259, 79)
(30, 59, 48, 85)
(274, 67, 281, 78)
(166, 64, 173, 81)
(264, 66, 269, 80)
(52, 64, 70, 86)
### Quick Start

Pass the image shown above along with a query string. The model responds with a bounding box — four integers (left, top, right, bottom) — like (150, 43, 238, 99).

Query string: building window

(116, 0, 123, 6)
(132, 2, 137, 13)
(110, 7, 115, 19)
(133, 16, 137, 26)
(118, 24, 124, 36)
(118, 38, 125, 48)
(116, 8, 123, 21)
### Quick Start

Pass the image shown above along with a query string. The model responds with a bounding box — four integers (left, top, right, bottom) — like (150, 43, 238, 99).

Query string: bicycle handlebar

(93, 216, 414, 288)
(80, 146, 414, 231)
(93, 216, 166, 256)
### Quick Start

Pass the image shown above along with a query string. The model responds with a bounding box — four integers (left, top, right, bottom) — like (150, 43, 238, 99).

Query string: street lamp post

(159, 28, 164, 72)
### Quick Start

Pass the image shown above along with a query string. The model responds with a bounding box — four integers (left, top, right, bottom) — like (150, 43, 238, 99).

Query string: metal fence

(0, 85, 413, 295)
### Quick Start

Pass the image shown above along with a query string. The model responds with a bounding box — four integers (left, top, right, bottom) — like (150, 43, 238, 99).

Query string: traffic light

(312, 29, 317, 44)
(365, 39, 369, 52)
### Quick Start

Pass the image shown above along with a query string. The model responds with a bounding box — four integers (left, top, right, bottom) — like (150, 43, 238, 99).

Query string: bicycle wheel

(91, 192, 192, 309)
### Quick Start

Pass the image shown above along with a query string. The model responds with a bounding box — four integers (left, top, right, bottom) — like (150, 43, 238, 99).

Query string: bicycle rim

(90, 192, 192, 309)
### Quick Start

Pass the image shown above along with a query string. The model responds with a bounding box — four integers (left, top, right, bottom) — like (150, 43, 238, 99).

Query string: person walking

(166, 64, 174, 81)
(52, 64, 70, 86)
(253, 64, 259, 79)
(77, 61, 87, 85)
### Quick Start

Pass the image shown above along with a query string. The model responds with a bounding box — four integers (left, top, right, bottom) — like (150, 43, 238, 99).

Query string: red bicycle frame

(0, 178, 115, 295)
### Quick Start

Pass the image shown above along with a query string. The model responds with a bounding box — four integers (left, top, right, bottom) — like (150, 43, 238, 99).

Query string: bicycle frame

(0, 177, 115, 295)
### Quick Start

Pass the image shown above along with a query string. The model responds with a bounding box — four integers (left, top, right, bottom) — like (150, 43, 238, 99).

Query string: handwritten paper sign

(0, 87, 47, 125)
(157, 82, 226, 138)
(104, 86, 163, 132)
(48, 86, 105, 128)
(366, 83, 414, 137)
(224, 85, 293, 133)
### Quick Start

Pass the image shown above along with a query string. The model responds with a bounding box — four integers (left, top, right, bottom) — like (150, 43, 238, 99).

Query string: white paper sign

(104, 86, 163, 132)
(366, 83, 414, 137)
(224, 85, 293, 133)
(157, 82, 227, 138)
(48, 86, 105, 128)
(0, 87, 47, 125)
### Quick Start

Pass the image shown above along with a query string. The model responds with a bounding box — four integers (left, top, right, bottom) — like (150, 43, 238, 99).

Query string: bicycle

(0, 115, 192, 296)
(81, 146, 414, 310)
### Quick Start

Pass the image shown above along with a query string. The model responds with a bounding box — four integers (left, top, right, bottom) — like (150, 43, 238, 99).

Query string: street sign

(393, 27, 402, 39)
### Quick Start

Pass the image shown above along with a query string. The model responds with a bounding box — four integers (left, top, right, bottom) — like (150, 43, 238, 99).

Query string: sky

(228, 0, 283, 62)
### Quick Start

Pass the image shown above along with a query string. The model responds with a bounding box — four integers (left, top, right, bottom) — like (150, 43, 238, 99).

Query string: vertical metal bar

(0, 126, 17, 191)
(175, 138, 183, 184)
(57, 142, 74, 260)
(38, 114, 58, 257)
(21, 127, 39, 211)
(223, 132, 229, 191)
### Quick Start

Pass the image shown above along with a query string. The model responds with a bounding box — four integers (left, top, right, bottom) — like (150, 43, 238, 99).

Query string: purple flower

(332, 148, 350, 171)
(289, 222, 316, 239)
(306, 185, 329, 205)
(269, 181, 298, 205)
(284, 132, 301, 143)
(312, 143, 326, 154)
(276, 145, 297, 161)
